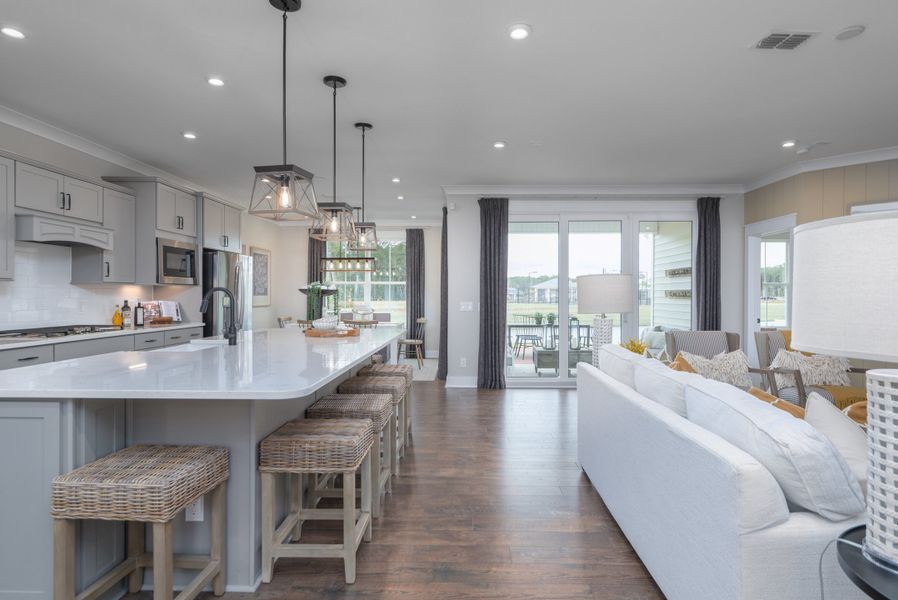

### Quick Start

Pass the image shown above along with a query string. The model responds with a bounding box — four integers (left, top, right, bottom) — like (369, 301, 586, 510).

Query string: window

(759, 238, 789, 327)
(639, 221, 693, 334)
(325, 237, 407, 323)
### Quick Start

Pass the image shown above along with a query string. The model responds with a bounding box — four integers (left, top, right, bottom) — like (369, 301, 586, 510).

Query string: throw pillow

(668, 352, 697, 373)
(680, 350, 752, 389)
(770, 350, 852, 390)
(685, 378, 865, 520)
(805, 392, 867, 496)
(748, 387, 806, 419)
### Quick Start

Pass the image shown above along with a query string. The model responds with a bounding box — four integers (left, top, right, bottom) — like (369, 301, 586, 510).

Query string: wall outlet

(185, 498, 204, 522)
(460, 357, 467, 368)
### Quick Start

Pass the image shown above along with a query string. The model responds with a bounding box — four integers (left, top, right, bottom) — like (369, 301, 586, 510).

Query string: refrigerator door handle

(234, 261, 244, 329)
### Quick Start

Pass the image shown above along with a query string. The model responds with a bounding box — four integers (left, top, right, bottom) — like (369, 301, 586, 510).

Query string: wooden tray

(303, 327, 360, 338)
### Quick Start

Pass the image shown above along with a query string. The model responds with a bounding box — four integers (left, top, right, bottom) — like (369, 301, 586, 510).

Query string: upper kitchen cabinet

(15, 162, 103, 223)
(71, 189, 136, 284)
(202, 195, 241, 252)
(156, 184, 197, 237)
(0, 157, 13, 280)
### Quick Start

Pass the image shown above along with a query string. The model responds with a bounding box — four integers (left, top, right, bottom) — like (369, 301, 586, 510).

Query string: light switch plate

(459, 301, 474, 312)
(185, 498, 204, 522)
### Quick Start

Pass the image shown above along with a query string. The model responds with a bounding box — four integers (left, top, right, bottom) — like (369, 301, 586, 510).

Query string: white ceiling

(1, 0, 897, 221)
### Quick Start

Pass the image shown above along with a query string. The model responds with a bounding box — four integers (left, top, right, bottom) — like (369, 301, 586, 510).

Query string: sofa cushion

(634, 359, 702, 417)
(669, 352, 697, 373)
(685, 378, 864, 521)
(598, 344, 641, 389)
(805, 392, 867, 496)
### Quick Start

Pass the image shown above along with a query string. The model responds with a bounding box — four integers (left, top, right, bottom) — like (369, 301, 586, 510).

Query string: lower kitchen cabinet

(53, 335, 134, 361)
(0, 345, 54, 370)
(164, 326, 203, 346)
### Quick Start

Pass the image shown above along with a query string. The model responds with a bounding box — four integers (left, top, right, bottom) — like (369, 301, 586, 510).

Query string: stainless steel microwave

(157, 238, 197, 285)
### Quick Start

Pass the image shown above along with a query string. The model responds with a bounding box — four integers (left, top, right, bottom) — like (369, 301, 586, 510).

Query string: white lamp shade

(576, 274, 633, 314)
(791, 212, 898, 362)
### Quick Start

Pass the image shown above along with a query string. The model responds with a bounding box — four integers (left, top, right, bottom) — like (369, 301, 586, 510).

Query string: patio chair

(513, 325, 544, 358)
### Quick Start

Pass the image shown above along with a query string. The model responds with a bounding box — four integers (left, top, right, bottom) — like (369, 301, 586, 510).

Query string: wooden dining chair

(398, 318, 426, 369)
(277, 316, 294, 328)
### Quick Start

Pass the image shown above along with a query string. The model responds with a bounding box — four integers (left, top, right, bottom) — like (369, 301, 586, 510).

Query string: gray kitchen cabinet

(53, 335, 134, 361)
(163, 326, 204, 346)
(157, 183, 197, 237)
(0, 344, 54, 370)
(0, 156, 13, 279)
(203, 196, 241, 252)
(70, 189, 136, 284)
(15, 162, 102, 223)
(133, 331, 166, 350)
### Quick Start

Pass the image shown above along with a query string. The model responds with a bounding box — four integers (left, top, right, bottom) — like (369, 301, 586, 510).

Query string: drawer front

(164, 327, 203, 347)
(0, 345, 55, 370)
(54, 335, 134, 361)
(134, 332, 165, 350)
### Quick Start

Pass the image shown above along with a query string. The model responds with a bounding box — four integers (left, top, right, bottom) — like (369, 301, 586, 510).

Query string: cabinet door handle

(221, 235, 227, 247)
(144, 338, 158, 343)
(58, 192, 66, 210)
(224, 235, 229, 247)
(104, 261, 111, 277)
(17, 356, 40, 362)
(169, 336, 182, 340)
(66, 193, 72, 210)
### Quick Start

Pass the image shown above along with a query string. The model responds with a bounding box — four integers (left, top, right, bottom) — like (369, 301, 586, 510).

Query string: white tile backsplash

(0, 242, 154, 330)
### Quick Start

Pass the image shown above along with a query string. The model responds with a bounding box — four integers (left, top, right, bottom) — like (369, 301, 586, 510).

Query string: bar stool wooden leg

(370, 432, 382, 518)
(291, 473, 303, 540)
(260, 471, 276, 584)
(385, 413, 395, 489)
(210, 482, 227, 596)
(152, 521, 174, 600)
(53, 519, 75, 600)
(398, 396, 407, 459)
(361, 453, 372, 542)
(415, 345, 423, 369)
(127, 521, 145, 593)
(343, 468, 357, 584)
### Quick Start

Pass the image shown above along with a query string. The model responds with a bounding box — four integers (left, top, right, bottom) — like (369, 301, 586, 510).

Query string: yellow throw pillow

(668, 352, 697, 373)
(819, 386, 867, 411)
(782, 329, 793, 350)
(748, 386, 806, 419)
(844, 401, 867, 427)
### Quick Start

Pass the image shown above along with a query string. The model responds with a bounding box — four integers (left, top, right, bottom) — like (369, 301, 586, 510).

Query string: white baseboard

(445, 376, 477, 388)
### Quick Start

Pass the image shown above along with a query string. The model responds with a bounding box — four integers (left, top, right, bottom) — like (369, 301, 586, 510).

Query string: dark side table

(838, 525, 898, 600)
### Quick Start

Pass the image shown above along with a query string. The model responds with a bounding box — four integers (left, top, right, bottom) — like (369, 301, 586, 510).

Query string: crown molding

(745, 145, 898, 192)
(0, 103, 234, 203)
(441, 184, 744, 198)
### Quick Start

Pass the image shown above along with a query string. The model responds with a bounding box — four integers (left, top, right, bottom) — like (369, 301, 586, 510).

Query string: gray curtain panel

(406, 228, 425, 355)
(307, 235, 326, 316)
(695, 196, 722, 331)
(437, 206, 449, 380)
(478, 198, 509, 389)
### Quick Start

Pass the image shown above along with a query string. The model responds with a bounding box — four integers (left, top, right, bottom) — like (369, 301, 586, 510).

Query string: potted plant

(546, 312, 557, 325)
(533, 312, 544, 325)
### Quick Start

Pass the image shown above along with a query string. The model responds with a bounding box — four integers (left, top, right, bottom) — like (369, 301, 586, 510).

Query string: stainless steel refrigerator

(202, 250, 253, 338)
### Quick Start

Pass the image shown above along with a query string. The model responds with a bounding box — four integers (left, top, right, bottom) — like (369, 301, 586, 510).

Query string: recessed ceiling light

(1, 27, 25, 39)
(508, 24, 531, 40)
(207, 76, 225, 86)
(411, 215, 417, 219)
(391, 177, 400, 183)
(835, 25, 866, 41)
(182, 132, 197, 140)
(397, 196, 404, 200)
(781, 140, 796, 148)
(493, 141, 506, 149)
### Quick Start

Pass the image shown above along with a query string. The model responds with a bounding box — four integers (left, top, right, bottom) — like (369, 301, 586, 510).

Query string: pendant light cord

(281, 11, 287, 166)
(361, 126, 366, 221)
(332, 83, 337, 205)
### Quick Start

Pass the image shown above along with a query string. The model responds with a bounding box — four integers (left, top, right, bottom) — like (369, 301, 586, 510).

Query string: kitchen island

(0, 327, 401, 597)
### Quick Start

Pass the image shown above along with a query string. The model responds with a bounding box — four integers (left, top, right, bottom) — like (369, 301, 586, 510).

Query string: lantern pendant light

(310, 76, 356, 242)
(248, 0, 319, 221)
(349, 122, 379, 251)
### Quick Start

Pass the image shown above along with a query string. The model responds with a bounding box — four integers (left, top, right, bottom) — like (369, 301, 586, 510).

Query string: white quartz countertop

(0, 322, 203, 351)
(0, 328, 400, 400)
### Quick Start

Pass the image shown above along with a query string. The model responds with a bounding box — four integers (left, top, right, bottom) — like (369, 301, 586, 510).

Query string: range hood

(15, 215, 114, 251)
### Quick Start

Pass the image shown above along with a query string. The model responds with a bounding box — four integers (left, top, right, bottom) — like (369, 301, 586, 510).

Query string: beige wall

(745, 158, 898, 224)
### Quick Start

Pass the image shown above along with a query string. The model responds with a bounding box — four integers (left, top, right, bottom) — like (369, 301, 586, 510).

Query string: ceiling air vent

(754, 31, 817, 50)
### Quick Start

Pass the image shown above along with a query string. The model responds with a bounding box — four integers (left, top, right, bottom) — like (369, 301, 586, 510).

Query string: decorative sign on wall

(665, 289, 692, 299)
(251, 246, 271, 307)
(664, 267, 692, 278)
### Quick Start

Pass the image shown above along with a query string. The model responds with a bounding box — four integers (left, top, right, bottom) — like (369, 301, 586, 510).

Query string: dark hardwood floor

(138, 382, 664, 599)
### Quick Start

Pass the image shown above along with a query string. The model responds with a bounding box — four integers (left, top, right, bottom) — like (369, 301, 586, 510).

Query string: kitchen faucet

(200, 287, 238, 346)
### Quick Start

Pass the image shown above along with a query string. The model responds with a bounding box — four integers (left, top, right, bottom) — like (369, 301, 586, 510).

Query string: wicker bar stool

(306, 394, 394, 518)
(338, 376, 408, 472)
(259, 418, 374, 584)
(52, 445, 229, 600)
(358, 362, 414, 436)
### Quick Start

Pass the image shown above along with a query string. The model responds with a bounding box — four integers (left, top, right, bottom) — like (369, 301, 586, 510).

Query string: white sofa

(577, 349, 865, 600)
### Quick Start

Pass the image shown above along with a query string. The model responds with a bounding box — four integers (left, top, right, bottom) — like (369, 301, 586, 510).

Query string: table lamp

(576, 274, 633, 367)
(790, 211, 898, 567)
